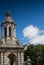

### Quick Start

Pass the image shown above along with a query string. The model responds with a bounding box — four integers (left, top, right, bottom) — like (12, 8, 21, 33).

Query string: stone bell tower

(2, 11, 16, 46)
(0, 11, 24, 65)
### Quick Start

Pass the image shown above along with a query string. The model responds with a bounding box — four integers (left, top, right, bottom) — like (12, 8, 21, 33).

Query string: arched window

(4, 27, 7, 37)
(9, 27, 12, 37)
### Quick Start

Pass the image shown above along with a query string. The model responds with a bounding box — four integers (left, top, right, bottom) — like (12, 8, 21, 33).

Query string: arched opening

(9, 27, 12, 37)
(4, 27, 7, 37)
(8, 53, 16, 65)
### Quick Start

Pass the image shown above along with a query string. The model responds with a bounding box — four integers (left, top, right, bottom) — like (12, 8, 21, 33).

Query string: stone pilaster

(1, 53, 3, 65)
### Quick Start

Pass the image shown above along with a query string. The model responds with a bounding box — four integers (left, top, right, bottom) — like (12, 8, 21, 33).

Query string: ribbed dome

(3, 17, 14, 23)
(3, 11, 14, 23)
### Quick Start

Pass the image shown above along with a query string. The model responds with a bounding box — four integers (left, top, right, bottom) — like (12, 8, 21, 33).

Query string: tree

(24, 44, 44, 65)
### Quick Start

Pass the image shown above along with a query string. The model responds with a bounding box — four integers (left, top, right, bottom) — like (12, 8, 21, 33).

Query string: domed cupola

(2, 11, 15, 24)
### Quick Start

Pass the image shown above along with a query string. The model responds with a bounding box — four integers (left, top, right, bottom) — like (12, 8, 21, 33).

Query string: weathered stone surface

(0, 12, 24, 65)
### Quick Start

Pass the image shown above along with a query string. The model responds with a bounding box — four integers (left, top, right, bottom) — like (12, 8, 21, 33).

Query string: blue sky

(0, 0, 44, 44)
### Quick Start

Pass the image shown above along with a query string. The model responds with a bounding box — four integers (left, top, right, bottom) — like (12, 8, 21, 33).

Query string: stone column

(4, 53, 7, 65)
(7, 26, 10, 40)
(18, 52, 21, 65)
(2, 27, 4, 38)
(20, 53, 24, 65)
(20, 52, 21, 65)
(7, 26, 9, 37)
(12, 27, 13, 37)
(18, 52, 23, 65)
(14, 27, 16, 38)
(2, 52, 5, 65)
(18, 52, 24, 65)
(1, 52, 7, 65)
(13, 25, 16, 39)
(1, 53, 3, 65)
(16, 52, 18, 65)
(12, 27, 16, 40)
(2, 52, 10, 65)
(6, 57, 10, 65)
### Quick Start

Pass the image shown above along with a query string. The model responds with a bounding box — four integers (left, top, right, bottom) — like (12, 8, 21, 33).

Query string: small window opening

(9, 27, 12, 37)
(4, 27, 7, 37)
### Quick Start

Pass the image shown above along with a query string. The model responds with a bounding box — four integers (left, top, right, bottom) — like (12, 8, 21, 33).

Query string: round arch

(8, 53, 16, 65)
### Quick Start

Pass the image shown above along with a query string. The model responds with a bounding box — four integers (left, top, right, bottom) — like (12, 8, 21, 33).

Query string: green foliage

(24, 44, 44, 65)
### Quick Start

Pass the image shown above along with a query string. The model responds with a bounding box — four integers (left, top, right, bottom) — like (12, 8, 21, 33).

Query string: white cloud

(23, 25, 39, 39)
(30, 35, 44, 44)
(23, 25, 44, 44)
